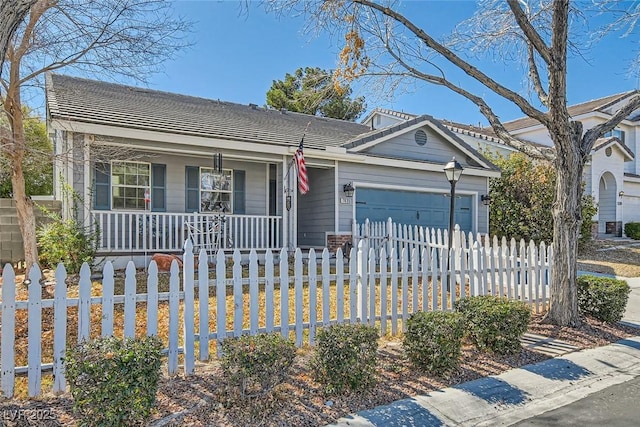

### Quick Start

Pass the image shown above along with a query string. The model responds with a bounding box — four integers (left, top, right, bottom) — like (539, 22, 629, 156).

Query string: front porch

(91, 211, 283, 254)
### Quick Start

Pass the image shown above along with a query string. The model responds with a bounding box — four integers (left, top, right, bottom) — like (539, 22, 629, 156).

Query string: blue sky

(123, 1, 640, 125)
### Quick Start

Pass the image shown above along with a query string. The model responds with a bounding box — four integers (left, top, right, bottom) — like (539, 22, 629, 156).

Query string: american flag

(295, 137, 309, 195)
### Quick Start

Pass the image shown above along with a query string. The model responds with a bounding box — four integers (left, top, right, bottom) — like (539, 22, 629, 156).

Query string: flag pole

(284, 121, 311, 251)
(284, 121, 311, 183)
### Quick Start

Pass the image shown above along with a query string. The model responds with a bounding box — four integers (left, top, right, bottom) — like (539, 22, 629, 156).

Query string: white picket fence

(0, 234, 552, 398)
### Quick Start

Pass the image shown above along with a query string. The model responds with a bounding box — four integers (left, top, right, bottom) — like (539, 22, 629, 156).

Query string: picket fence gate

(0, 233, 552, 398)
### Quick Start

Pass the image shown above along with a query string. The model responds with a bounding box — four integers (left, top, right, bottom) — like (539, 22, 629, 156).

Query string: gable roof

(592, 136, 634, 161)
(344, 115, 499, 171)
(46, 74, 370, 151)
(501, 91, 640, 132)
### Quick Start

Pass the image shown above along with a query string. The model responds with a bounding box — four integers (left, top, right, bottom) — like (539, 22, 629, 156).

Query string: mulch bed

(1, 315, 636, 427)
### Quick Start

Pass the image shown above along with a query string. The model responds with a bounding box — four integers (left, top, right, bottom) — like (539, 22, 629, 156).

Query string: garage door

(356, 188, 473, 232)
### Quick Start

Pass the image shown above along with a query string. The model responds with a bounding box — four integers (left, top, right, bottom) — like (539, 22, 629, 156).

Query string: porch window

(200, 168, 232, 212)
(111, 161, 151, 210)
(93, 162, 165, 211)
(186, 166, 246, 213)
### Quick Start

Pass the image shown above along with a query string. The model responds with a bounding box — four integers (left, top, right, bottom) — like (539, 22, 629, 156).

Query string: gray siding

(90, 151, 270, 215)
(337, 162, 489, 234)
(297, 167, 334, 247)
(366, 126, 471, 165)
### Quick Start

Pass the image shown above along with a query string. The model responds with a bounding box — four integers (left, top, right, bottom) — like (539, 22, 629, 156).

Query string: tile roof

(441, 120, 502, 143)
(501, 91, 640, 132)
(46, 74, 371, 151)
(360, 108, 417, 125)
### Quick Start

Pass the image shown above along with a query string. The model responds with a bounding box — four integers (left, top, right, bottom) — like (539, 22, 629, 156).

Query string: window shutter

(185, 166, 199, 212)
(233, 170, 246, 214)
(94, 163, 110, 210)
(151, 163, 166, 212)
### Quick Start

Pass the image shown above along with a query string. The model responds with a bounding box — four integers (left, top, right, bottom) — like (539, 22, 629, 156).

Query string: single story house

(46, 74, 499, 267)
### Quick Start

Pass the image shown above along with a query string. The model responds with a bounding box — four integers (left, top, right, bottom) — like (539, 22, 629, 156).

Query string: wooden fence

(0, 233, 552, 398)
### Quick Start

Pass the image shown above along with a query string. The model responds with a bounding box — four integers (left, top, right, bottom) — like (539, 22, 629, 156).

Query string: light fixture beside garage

(444, 157, 464, 238)
(481, 194, 491, 206)
(343, 182, 355, 197)
(444, 157, 463, 290)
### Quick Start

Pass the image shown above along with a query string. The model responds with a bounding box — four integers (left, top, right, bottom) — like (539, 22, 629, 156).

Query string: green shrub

(403, 311, 465, 375)
(624, 222, 640, 240)
(580, 195, 598, 248)
(484, 151, 597, 245)
(37, 215, 99, 274)
(455, 296, 531, 354)
(221, 333, 296, 398)
(312, 323, 379, 394)
(577, 275, 631, 323)
(64, 335, 163, 427)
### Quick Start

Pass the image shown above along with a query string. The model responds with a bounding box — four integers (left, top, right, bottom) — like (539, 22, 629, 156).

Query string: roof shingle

(46, 74, 371, 151)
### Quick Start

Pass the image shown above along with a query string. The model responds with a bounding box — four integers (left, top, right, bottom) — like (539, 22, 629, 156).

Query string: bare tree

(265, 0, 640, 326)
(0, 0, 37, 77)
(1, 0, 190, 272)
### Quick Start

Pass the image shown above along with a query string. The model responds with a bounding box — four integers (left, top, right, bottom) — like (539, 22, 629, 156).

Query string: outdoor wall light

(343, 182, 355, 197)
(619, 191, 625, 198)
(286, 194, 292, 211)
(481, 194, 491, 206)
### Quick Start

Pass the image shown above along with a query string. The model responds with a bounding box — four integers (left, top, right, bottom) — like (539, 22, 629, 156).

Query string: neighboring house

(46, 74, 499, 267)
(364, 91, 640, 237)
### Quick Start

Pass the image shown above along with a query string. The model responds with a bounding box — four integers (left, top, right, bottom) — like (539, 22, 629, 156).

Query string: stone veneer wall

(0, 198, 61, 265)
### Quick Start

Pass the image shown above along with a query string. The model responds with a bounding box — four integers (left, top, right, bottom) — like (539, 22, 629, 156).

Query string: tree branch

(353, 0, 549, 127)
(383, 46, 552, 161)
(527, 41, 548, 106)
(506, 0, 552, 64)
(0, 0, 38, 79)
(582, 94, 640, 153)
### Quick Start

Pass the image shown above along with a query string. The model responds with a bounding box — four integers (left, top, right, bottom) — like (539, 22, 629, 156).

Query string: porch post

(83, 134, 91, 229)
(282, 156, 291, 251)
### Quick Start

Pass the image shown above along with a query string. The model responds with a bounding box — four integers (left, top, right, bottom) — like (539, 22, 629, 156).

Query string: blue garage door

(356, 188, 473, 233)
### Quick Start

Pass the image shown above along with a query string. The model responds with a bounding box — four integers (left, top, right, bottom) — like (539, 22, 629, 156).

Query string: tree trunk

(546, 123, 584, 326)
(0, 0, 36, 77)
(4, 74, 39, 272)
(11, 153, 38, 273)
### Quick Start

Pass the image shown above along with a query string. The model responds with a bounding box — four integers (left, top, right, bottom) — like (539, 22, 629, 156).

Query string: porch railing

(90, 211, 282, 253)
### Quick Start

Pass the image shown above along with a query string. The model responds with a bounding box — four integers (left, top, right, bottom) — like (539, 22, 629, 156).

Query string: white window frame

(111, 161, 151, 210)
(199, 167, 233, 213)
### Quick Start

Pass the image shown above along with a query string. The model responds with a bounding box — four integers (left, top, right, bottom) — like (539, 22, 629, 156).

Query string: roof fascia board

(50, 119, 293, 154)
(624, 173, 640, 183)
(358, 155, 501, 178)
(51, 118, 368, 163)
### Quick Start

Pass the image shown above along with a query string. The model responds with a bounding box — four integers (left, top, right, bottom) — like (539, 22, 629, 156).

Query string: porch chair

(183, 213, 232, 255)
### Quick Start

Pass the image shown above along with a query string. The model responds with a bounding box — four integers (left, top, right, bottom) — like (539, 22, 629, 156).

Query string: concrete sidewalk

(328, 336, 640, 426)
(329, 274, 640, 426)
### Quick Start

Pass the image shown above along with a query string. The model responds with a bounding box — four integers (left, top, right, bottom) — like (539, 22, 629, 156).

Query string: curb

(327, 336, 640, 426)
